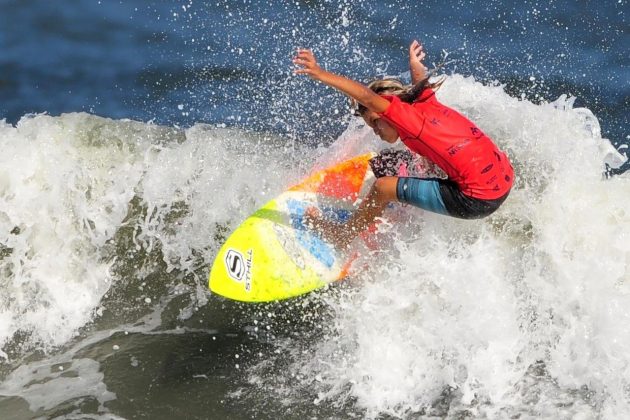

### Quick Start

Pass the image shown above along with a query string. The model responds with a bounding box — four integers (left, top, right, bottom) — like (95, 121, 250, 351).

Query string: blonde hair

(353, 76, 445, 115)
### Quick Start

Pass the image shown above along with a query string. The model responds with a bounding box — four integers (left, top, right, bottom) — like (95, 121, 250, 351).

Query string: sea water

(1, 1, 628, 419)
(0, 75, 627, 419)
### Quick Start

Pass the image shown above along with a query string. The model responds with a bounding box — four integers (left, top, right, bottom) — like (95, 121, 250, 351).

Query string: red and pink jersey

(379, 90, 513, 200)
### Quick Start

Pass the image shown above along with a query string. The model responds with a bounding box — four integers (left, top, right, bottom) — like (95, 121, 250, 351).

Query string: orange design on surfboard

(288, 156, 370, 201)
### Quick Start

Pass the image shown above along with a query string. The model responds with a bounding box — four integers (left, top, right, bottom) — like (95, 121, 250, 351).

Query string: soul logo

(224, 249, 253, 292)
(225, 249, 245, 281)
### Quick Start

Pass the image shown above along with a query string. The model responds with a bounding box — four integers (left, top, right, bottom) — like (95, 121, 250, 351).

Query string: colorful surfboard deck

(208, 153, 377, 302)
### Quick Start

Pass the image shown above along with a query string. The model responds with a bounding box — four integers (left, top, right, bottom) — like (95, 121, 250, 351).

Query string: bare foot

(303, 207, 354, 250)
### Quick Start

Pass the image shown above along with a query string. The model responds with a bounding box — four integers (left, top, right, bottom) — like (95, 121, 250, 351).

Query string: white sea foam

(271, 75, 629, 418)
(0, 113, 157, 355)
(0, 113, 304, 360)
(0, 294, 195, 416)
(0, 357, 115, 412)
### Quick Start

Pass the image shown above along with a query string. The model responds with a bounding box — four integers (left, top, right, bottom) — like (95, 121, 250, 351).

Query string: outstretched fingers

(409, 39, 428, 84)
(293, 48, 313, 65)
(410, 40, 426, 62)
(292, 48, 320, 76)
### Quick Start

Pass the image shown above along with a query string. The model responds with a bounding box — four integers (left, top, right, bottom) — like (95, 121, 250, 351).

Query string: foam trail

(0, 292, 196, 415)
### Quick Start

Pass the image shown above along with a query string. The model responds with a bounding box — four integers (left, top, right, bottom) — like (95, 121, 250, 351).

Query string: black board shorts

(437, 179, 509, 219)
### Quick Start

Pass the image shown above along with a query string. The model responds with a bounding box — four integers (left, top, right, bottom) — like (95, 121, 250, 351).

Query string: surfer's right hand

(293, 48, 324, 80)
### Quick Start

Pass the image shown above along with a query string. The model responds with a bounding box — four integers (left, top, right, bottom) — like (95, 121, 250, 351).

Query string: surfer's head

(353, 76, 445, 115)
(360, 109, 399, 143)
(352, 77, 444, 143)
(352, 79, 407, 116)
(352, 79, 406, 143)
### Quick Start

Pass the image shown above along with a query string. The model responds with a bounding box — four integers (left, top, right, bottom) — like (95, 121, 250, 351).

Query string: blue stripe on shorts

(396, 177, 449, 216)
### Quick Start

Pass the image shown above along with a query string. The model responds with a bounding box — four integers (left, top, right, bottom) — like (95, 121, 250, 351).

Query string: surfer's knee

(372, 176, 399, 204)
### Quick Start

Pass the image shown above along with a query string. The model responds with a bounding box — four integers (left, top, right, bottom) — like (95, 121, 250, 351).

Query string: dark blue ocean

(0, 1, 629, 419)
(1, 0, 627, 143)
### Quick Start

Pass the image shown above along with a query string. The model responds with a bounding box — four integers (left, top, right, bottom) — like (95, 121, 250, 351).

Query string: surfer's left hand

(409, 40, 428, 84)
(293, 48, 324, 80)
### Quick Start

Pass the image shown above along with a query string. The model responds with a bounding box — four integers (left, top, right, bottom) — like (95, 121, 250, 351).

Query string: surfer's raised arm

(409, 40, 428, 85)
(290, 42, 513, 250)
(293, 48, 390, 114)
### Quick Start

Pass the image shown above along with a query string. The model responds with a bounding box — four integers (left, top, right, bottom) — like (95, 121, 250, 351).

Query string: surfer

(293, 40, 514, 249)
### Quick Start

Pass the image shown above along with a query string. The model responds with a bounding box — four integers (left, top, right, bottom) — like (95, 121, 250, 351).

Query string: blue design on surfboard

(286, 199, 351, 268)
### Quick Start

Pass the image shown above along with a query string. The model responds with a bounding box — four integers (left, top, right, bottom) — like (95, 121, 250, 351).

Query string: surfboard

(208, 153, 377, 302)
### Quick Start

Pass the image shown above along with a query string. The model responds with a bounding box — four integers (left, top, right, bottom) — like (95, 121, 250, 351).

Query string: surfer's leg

(398, 177, 509, 219)
(396, 177, 449, 215)
(306, 176, 398, 249)
(347, 175, 399, 230)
